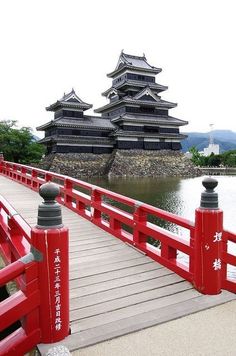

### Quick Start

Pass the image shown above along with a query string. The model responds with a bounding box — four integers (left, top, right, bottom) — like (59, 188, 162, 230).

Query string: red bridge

(0, 157, 236, 355)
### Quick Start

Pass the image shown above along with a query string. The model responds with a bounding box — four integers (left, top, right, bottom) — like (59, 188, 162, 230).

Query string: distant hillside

(181, 130, 236, 153)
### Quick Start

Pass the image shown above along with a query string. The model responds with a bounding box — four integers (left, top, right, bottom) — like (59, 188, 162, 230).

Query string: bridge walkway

(0, 175, 235, 354)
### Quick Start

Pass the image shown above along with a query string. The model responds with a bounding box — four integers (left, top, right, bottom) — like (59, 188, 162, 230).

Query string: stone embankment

(37, 153, 111, 177)
(37, 150, 201, 178)
(109, 150, 201, 177)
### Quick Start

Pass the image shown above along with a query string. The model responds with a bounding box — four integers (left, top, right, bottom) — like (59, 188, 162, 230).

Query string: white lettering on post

(213, 258, 221, 271)
(54, 248, 62, 331)
(213, 232, 222, 243)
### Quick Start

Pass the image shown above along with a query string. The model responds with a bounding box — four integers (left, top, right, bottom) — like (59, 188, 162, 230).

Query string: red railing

(222, 230, 236, 293)
(1, 161, 195, 282)
(0, 195, 41, 356)
(1, 160, 236, 294)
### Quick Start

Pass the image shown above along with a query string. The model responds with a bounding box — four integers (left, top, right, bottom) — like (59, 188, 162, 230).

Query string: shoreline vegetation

(189, 146, 236, 168)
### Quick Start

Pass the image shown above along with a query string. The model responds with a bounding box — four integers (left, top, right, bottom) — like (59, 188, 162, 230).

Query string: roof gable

(106, 88, 119, 99)
(60, 89, 85, 104)
(113, 51, 161, 72)
(107, 51, 162, 78)
(134, 87, 160, 102)
(46, 89, 93, 112)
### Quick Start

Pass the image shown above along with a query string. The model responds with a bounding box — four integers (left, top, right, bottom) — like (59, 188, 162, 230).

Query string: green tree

(207, 153, 221, 167)
(0, 120, 45, 163)
(189, 146, 207, 166)
(221, 150, 236, 167)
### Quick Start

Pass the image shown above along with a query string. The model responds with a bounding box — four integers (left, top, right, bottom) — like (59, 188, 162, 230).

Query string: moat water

(88, 175, 236, 231)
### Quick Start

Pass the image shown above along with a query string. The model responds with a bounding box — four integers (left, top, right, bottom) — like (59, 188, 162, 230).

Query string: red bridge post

(0, 152, 4, 173)
(31, 182, 69, 343)
(193, 177, 223, 294)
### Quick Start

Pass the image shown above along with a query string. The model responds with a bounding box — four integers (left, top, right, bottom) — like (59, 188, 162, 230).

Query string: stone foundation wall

(37, 153, 111, 178)
(37, 150, 201, 179)
(109, 150, 201, 177)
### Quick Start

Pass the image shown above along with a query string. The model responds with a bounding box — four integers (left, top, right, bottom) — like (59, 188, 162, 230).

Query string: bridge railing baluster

(64, 178, 73, 208)
(91, 188, 102, 224)
(133, 203, 147, 246)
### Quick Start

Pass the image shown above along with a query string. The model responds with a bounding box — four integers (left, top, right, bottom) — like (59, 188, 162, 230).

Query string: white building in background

(203, 143, 220, 156)
(203, 123, 220, 156)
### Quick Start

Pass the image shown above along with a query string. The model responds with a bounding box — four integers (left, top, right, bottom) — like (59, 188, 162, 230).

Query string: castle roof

(38, 135, 115, 146)
(46, 89, 92, 112)
(112, 129, 187, 139)
(102, 80, 168, 97)
(37, 116, 115, 131)
(95, 94, 177, 113)
(107, 51, 162, 78)
(111, 114, 188, 127)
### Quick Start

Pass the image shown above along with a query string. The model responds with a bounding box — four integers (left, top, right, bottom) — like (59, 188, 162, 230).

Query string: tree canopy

(0, 120, 45, 163)
(189, 146, 236, 167)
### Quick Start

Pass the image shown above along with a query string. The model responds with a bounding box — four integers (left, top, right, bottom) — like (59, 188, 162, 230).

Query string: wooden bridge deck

(0, 175, 235, 354)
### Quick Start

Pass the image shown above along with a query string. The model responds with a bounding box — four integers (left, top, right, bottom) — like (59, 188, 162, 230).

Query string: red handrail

(2, 160, 236, 291)
(221, 229, 236, 293)
(1, 160, 194, 282)
(0, 192, 41, 355)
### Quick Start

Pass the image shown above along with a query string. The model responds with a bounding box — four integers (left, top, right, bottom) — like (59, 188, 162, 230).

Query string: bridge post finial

(200, 177, 218, 209)
(31, 182, 69, 343)
(37, 182, 63, 229)
(193, 177, 223, 295)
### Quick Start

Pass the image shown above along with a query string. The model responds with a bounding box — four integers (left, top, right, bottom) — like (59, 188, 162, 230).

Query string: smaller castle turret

(37, 89, 115, 154)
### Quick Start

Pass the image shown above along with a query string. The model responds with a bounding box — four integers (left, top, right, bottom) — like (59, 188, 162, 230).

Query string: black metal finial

(37, 182, 63, 229)
(200, 177, 219, 209)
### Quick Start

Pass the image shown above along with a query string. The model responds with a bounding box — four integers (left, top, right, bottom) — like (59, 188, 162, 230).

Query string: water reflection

(88, 175, 236, 232)
(88, 176, 184, 232)
(88, 176, 181, 209)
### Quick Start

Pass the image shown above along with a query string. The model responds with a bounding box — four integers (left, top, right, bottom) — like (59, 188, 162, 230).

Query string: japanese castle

(37, 52, 188, 154)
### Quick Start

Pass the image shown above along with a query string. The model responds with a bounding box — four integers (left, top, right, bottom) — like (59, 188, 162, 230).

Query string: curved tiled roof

(107, 52, 162, 78)
(95, 96, 177, 113)
(112, 130, 187, 139)
(46, 89, 92, 112)
(37, 116, 115, 131)
(102, 81, 168, 97)
(111, 114, 188, 126)
(38, 135, 115, 145)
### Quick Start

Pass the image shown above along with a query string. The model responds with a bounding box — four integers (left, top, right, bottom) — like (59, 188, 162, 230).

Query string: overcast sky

(0, 0, 235, 137)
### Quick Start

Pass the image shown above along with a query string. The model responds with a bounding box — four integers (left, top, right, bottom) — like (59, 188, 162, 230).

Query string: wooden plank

(69, 257, 153, 279)
(70, 243, 128, 257)
(69, 267, 176, 299)
(69, 262, 160, 289)
(68, 227, 114, 235)
(70, 274, 183, 309)
(71, 289, 200, 332)
(69, 237, 121, 247)
(69, 241, 122, 255)
(69, 252, 151, 273)
(69, 233, 114, 243)
(69, 250, 148, 270)
(70, 281, 193, 320)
